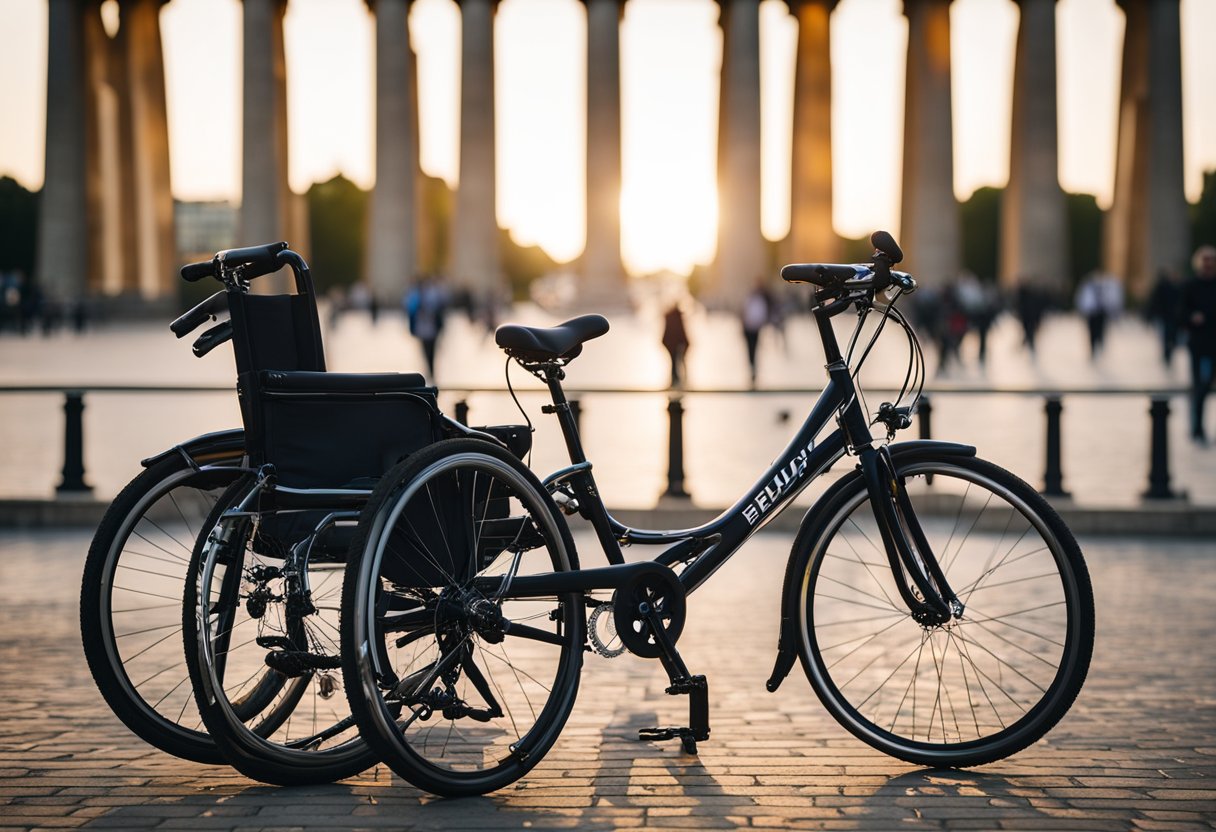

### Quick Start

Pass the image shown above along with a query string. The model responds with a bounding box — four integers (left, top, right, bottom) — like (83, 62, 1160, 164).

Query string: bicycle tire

(793, 453, 1093, 767)
(80, 452, 244, 764)
(341, 438, 584, 797)
(183, 478, 378, 785)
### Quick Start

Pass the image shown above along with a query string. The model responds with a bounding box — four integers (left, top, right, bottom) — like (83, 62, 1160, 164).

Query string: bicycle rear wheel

(341, 439, 584, 797)
(795, 453, 1093, 767)
(80, 453, 243, 763)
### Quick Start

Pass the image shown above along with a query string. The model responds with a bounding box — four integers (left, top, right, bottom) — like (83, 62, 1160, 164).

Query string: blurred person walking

(1015, 282, 1049, 356)
(1182, 245, 1216, 445)
(1145, 267, 1184, 365)
(661, 302, 690, 389)
(404, 274, 449, 382)
(741, 278, 774, 387)
(1076, 270, 1123, 359)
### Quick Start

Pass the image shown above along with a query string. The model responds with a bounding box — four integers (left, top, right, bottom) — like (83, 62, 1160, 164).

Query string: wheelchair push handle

(179, 242, 312, 296)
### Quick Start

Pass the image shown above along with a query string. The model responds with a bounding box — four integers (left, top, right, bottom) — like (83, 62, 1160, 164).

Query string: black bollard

(1042, 396, 1068, 498)
(455, 399, 469, 426)
(664, 396, 689, 499)
(57, 391, 93, 495)
(1143, 396, 1182, 500)
(917, 396, 934, 485)
(917, 396, 932, 440)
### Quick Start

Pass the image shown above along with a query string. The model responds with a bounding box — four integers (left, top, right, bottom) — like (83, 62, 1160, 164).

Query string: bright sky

(1, 0, 1214, 276)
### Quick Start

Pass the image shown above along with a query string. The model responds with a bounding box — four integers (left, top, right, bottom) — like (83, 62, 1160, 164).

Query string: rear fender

(765, 440, 976, 693)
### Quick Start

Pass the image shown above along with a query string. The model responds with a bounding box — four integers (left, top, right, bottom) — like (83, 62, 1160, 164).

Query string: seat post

(541, 366, 589, 466)
(540, 363, 627, 565)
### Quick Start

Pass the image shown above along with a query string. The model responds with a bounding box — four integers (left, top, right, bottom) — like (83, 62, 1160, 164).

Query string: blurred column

(241, 0, 293, 283)
(713, 0, 765, 307)
(366, 0, 418, 303)
(899, 0, 958, 287)
(785, 0, 837, 264)
(451, 0, 502, 295)
(120, 0, 176, 299)
(581, 0, 627, 306)
(1106, 0, 1188, 299)
(38, 0, 91, 303)
(82, 2, 131, 297)
(1000, 0, 1067, 291)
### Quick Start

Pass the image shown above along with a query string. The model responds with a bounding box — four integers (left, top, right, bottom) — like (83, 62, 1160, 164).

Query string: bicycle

(339, 231, 1095, 797)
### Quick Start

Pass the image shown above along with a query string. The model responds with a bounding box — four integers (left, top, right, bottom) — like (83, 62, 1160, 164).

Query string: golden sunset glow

(1, 0, 1215, 276)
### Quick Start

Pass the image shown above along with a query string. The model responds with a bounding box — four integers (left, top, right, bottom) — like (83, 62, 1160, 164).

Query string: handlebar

(780, 230, 915, 308)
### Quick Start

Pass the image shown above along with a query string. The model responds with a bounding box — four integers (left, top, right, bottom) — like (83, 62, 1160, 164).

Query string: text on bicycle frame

(743, 440, 816, 527)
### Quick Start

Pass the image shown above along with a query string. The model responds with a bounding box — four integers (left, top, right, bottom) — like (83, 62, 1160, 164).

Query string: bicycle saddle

(495, 314, 610, 362)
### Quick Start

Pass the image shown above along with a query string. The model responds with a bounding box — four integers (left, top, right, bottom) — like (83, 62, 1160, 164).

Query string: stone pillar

(366, 0, 418, 303)
(38, 0, 91, 304)
(581, 0, 627, 306)
(900, 0, 958, 287)
(786, 0, 837, 265)
(241, 0, 293, 275)
(1106, 0, 1188, 299)
(714, 0, 765, 307)
(451, 0, 501, 296)
(1000, 0, 1067, 290)
(121, 0, 175, 299)
(82, 2, 129, 297)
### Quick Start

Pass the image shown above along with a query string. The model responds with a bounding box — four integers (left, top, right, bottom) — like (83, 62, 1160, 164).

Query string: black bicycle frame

(539, 302, 882, 598)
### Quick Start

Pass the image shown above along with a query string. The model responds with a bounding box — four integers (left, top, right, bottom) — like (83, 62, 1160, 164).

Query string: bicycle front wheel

(795, 453, 1093, 767)
(341, 439, 584, 797)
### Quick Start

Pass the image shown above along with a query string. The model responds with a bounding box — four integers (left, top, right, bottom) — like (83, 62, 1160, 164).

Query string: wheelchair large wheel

(794, 453, 1094, 768)
(341, 439, 584, 797)
(183, 479, 377, 785)
(80, 452, 243, 764)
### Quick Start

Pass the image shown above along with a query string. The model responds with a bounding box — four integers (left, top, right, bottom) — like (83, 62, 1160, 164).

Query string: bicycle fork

(859, 445, 963, 626)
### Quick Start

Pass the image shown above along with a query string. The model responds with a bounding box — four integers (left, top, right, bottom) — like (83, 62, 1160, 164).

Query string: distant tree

(840, 235, 872, 264)
(0, 176, 39, 278)
(1065, 192, 1102, 288)
(305, 174, 367, 291)
(1193, 169, 1216, 254)
(961, 186, 1000, 281)
(499, 228, 559, 300)
(417, 173, 453, 275)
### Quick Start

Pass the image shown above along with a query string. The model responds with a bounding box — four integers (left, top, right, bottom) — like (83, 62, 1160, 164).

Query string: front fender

(765, 440, 976, 693)
(140, 427, 246, 469)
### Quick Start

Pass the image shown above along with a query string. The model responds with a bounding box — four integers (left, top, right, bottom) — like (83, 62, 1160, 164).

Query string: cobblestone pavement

(1, 527, 1214, 831)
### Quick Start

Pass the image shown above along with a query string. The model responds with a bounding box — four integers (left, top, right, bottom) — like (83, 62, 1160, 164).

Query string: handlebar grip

(870, 230, 904, 265)
(191, 320, 233, 358)
(170, 291, 229, 338)
(181, 259, 217, 283)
